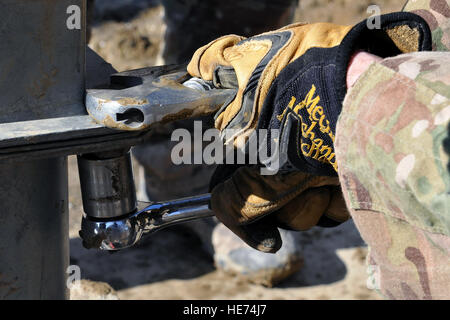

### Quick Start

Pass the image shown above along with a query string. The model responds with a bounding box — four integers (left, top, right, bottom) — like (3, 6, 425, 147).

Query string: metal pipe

(0, 0, 86, 299)
(0, 157, 69, 299)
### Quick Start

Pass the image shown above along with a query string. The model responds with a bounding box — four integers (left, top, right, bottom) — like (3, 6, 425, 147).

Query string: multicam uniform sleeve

(403, 0, 450, 51)
(334, 0, 450, 300)
(335, 52, 450, 299)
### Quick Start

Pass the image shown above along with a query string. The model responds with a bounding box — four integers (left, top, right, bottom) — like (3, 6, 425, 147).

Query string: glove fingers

(209, 164, 243, 193)
(187, 35, 244, 81)
(228, 218, 282, 253)
(211, 166, 339, 227)
(276, 185, 350, 231)
(318, 186, 350, 227)
(210, 166, 287, 253)
(275, 186, 332, 231)
(210, 166, 341, 252)
(212, 197, 282, 253)
(211, 173, 282, 253)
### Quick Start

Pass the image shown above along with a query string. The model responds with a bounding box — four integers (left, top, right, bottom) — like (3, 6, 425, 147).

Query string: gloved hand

(209, 165, 349, 253)
(188, 12, 432, 252)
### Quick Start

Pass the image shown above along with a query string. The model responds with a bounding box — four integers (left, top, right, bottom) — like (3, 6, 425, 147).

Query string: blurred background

(69, 0, 402, 300)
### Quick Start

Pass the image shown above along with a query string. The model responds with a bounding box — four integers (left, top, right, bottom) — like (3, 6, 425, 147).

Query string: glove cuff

(334, 11, 432, 105)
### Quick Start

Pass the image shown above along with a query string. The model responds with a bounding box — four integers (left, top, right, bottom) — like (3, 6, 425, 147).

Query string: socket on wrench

(79, 193, 213, 251)
(78, 150, 214, 251)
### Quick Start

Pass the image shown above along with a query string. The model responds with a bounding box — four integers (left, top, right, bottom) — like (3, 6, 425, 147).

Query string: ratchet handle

(138, 193, 214, 232)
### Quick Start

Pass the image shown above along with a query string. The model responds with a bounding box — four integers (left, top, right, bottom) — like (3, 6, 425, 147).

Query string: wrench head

(85, 64, 236, 131)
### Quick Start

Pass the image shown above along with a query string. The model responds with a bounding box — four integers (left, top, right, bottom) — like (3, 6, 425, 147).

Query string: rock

(88, 6, 165, 71)
(211, 224, 304, 287)
(183, 220, 304, 287)
(70, 280, 119, 300)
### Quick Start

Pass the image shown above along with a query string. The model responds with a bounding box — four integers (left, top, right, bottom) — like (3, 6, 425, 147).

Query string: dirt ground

(69, 0, 404, 300)
(69, 156, 379, 300)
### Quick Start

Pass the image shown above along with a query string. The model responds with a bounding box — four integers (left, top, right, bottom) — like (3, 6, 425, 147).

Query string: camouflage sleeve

(403, 0, 450, 51)
(335, 52, 450, 299)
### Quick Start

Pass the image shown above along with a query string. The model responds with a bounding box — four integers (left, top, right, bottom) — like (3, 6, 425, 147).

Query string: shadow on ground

(278, 221, 366, 288)
(70, 218, 365, 291)
(70, 225, 215, 290)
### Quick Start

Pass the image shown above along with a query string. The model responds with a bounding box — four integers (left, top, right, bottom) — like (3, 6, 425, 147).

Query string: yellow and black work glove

(188, 12, 432, 252)
(209, 165, 349, 253)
